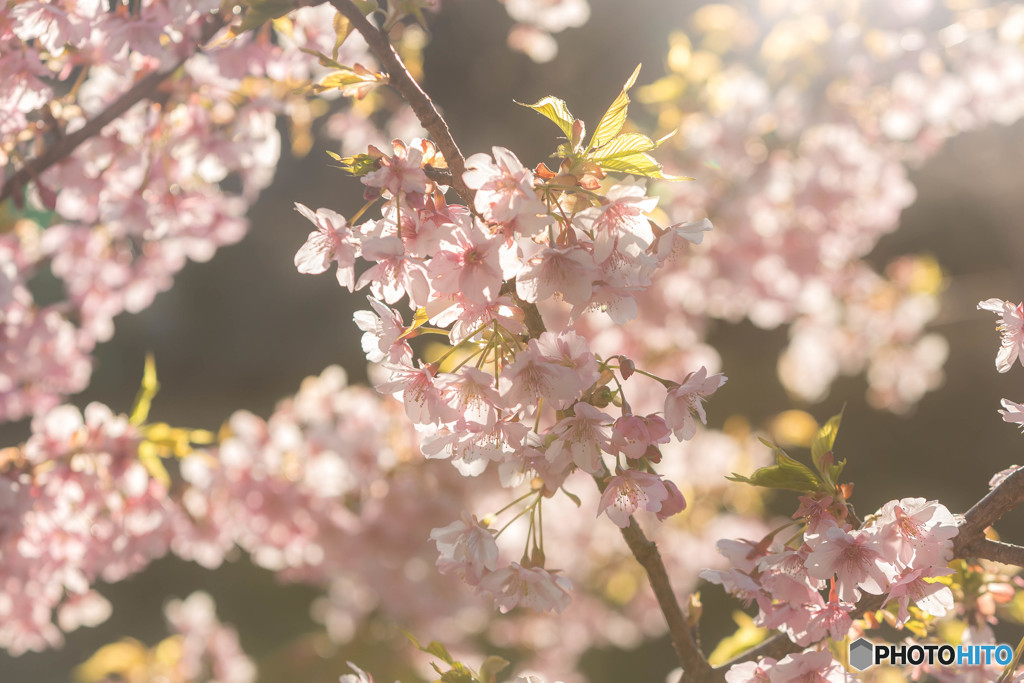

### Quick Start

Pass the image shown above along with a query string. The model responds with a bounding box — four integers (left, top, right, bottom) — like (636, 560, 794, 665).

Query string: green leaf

(587, 64, 641, 154)
(351, 0, 378, 13)
(129, 354, 159, 425)
(137, 442, 170, 489)
(326, 151, 377, 176)
(477, 656, 510, 683)
(332, 13, 352, 61)
(421, 640, 456, 666)
(594, 152, 693, 181)
(810, 411, 843, 475)
(590, 132, 656, 160)
(707, 612, 770, 666)
(439, 669, 474, 683)
(230, 0, 297, 36)
(516, 96, 575, 139)
(728, 441, 822, 492)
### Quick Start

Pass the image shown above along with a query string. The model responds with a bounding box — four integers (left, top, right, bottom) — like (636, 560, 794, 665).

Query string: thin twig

(328, 0, 474, 205)
(0, 14, 225, 204)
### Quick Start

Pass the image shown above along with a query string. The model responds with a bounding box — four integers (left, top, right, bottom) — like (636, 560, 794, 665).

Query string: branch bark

(329, 0, 474, 205)
(0, 15, 224, 205)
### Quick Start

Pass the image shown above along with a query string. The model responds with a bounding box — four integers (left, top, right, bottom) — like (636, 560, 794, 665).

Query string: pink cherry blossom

(376, 362, 455, 425)
(804, 526, 894, 602)
(656, 480, 687, 521)
(977, 298, 1024, 373)
(430, 512, 500, 585)
(726, 659, 775, 683)
(597, 470, 669, 527)
(428, 214, 504, 304)
(362, 139, 428, 196)
(884, 566, 955, 627)
(340, 662, 375, 683)
(664, 366, 727, 440)
(768, 649, 853, 682)
(516, 246, 597, 306)
(876, 498, 957, 568)
(610, 413, 671, 460)
(999, 398, 1024, 431)
(477, 562, 572, 613)
(435, 366, 502, 428)
(574, 179, 658, 262)
(546, 402, 613, 474)
(463, 146, 544, 223)
(352, 297, 413, 364)
(499, 337, 589, 411)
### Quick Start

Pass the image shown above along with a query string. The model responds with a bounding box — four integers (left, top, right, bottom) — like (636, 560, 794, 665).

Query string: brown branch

(328, 0, 473, 205)
(0, 14, 224, 205)
(954, 465, 1024, 555)
(970, 538, 1024, 565)
(590, 469, 716, 681)
(719, 465, 1024, 674)
(623, 517, 718, 681)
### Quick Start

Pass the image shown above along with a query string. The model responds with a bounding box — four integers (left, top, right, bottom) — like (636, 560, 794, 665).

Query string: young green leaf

(594, 152, 693, 181)
(477, 656, 510, 683)
(728, 442, 822, 492)
(230, 0, 298, 36)
(810, 410, 843, 477)
(587, 63, 641, 154)
(129, 354, 159, 425)
(516, 96, 576, 138)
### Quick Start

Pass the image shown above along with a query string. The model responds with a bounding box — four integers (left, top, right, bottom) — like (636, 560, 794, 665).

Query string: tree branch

(955, 465, 1024, 555)
(0, 15, 224, 205)
(589, 469, 716, 681)
(328, 0, 474, 205)
(622, 517, 718, 681)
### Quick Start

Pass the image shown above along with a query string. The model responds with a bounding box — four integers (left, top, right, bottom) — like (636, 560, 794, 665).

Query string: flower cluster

(294, 131, 724, 612)
(0, 1, 395, 421)
(619, 0, 1024, 414)
(0, 403, 176, 654)
(707, 494, 959, 677)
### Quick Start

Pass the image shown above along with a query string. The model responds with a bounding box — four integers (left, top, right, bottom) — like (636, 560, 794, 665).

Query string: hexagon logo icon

(849, 637, 875, 671)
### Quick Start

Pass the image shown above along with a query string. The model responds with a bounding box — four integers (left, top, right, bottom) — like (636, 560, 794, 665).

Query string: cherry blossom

(464, 146, 545, 223)
(294, 203, 358, 289)
(884, 567, 956, 627)
(597, 470, 669, 528)
(430, 512, 500, 585)
(362, 139, 429, 196)
(978, 298, 1024, 372)
(804, 526, 894, 602)
(663, 366, 728, 440)
(546, 402, 613, 474)
(477, 563, 572, 614)
(999, 398, 1024, 431)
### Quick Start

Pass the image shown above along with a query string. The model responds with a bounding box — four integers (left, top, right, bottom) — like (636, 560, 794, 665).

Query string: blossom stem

(349, 196, 379, 224)
(490, 490, 538, 519)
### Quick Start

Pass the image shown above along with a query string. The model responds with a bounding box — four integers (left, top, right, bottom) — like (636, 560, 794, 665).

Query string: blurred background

(3, 0, 1024, 680)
